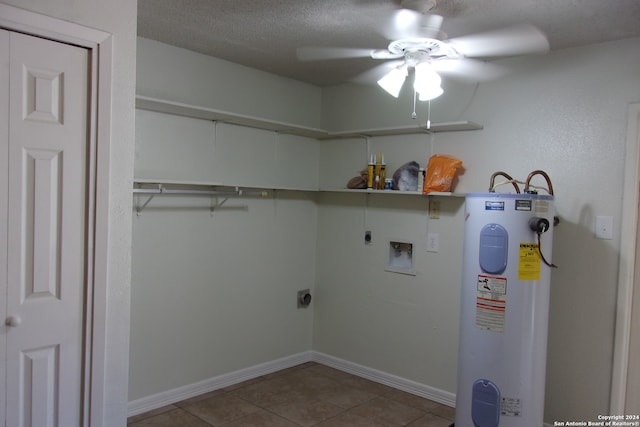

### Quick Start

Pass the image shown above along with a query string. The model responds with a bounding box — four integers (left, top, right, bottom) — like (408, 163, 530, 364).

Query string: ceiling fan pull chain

(427, 99, 431, 129)
(411, 90, 418, 119)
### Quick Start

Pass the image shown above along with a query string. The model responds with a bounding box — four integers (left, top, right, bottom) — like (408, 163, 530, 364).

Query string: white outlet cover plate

(427, 232, 440, 252)
(595, 215, 614, 240)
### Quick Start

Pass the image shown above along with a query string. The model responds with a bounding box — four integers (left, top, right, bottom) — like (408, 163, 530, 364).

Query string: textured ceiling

(138, 0, 640, 86)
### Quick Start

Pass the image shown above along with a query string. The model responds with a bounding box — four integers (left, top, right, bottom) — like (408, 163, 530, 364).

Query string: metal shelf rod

(133, 183, 268, 214)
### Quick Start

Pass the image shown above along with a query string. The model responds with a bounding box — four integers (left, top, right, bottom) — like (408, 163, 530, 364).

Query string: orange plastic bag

(423, 154, 463, 194)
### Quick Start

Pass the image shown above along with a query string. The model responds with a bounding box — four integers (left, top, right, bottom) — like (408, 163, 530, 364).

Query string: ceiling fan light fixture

(414, 63, 443, 101)
(417, 85, 443, 101)
(398, 0, 437, 13)
(377, 66, 408, 98)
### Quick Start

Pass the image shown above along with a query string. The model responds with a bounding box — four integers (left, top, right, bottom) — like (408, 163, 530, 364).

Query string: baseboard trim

(127, 350, 456, 417)
(127, 351, 313, 416)
(310, 351, 456, 408)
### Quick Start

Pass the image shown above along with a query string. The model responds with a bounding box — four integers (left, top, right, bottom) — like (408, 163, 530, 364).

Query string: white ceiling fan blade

(380, 9, 443, 40)
(351, 60, 406, 85)
(446, 24, 550, 58)
(432, 58, 508, 82)
(296, 47, 380, 61)
(370, 50, 405, 59)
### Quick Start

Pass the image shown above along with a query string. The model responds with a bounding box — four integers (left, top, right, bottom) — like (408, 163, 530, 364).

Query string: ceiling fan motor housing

(388, 38, 454, 65)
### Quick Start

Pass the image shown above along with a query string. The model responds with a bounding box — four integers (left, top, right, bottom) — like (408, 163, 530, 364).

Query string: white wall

(319, 37, 640, 422)
(129, 185, 318, 400)
(131, 42, 321, 401)
(137, 37, 323, 130)
(313, 188, 465, 394)
(314, 131, 467, 398)
(0, 1, 136, 425)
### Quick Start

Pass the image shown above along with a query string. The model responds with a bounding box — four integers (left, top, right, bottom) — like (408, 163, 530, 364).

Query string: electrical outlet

(595, 216, 614, 240)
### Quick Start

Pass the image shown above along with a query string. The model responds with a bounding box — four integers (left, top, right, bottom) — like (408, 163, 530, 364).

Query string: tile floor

(127, 362, 455, 427)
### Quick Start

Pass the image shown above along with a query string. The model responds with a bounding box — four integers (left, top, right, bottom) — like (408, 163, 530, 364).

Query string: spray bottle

(367, 155, 375, 189)
(374, 152, 382, 189)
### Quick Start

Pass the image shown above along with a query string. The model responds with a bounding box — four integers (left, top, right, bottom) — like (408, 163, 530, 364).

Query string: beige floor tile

(382, 388, 441, 412)
(127, 405, 178, 425)
(316, 383, 377, 409)
(281, 368, 342, 391)
(430, 403, 456, 421)
(127, 363, 454, 427)
(175, 389, 225, 405)
(222, 407, 301, 427)
(231, 376, 300, 407)
(306, 364, 357, 382)
(180, 394, 260, 425)
(314, 411, 390, 427)
(269, 398, 344, 427)
(222, 376, 266, 392)
(263, 362, 317, 379)
(407, 413, 454, 427)
(348, 396, 426, 426)
(128, 408, 212, 427)
(261, 386, 322, 409)
(336, 376, 397, 396)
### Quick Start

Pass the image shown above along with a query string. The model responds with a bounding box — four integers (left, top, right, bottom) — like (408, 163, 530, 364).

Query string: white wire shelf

(318, 188, 465, 197)
(135, 95, 482, 139)
(132, 180, 270, 214)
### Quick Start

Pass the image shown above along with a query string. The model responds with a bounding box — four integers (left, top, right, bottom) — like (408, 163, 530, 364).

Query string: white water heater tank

(454, 192, 554, 427)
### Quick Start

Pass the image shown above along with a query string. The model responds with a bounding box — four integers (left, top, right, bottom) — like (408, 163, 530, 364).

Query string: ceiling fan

(296, 1, 550, 102)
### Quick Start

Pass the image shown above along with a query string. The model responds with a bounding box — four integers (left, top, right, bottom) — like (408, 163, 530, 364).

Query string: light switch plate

(595, 216, 614, 240)
(427, 232, 440, 252)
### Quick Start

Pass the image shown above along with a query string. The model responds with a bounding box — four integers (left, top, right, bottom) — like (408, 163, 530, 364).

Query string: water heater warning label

(476, 275, 507, 332)
(501, 397, 522, 417)
(519, 243, 541, 280)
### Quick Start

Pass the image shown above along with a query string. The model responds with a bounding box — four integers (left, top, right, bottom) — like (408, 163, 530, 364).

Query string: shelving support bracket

(210, 196, 229, 215)
(133, 183, 269, 216)
(136, 194, 156, 215)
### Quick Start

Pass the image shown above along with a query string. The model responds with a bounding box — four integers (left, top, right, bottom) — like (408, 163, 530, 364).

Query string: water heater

(454, 171, 556, 427)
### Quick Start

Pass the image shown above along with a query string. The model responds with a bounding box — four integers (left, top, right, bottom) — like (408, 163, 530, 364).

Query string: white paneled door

(1, 29, 89, 426)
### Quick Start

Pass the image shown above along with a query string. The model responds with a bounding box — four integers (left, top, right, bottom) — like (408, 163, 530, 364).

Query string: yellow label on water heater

(518, 243, 540, 280)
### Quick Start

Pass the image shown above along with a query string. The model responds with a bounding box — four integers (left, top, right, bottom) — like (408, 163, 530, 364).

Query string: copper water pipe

(524, 170, 554, 195)
(489, 171, 521, 193)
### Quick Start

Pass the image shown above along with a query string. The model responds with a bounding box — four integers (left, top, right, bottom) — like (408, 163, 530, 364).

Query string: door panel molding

(0, 4, 114, 426)
(6, 30, 88, 426)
